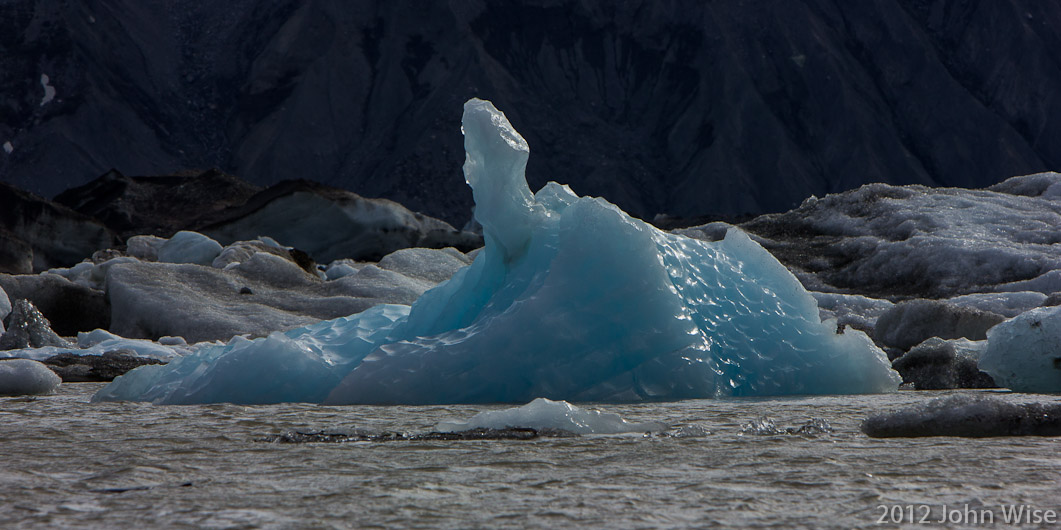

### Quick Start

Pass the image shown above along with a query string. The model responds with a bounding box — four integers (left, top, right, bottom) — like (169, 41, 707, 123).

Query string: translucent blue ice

(94, 99, 899, 405)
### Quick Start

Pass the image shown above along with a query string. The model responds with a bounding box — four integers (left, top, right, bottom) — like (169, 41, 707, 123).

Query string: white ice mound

(0, 359, 61, 396)
(436, 398, 664, 434)
(94, 98, 899, 405)
(979, 306, 1061, 393)
(157, 231, 223, 266)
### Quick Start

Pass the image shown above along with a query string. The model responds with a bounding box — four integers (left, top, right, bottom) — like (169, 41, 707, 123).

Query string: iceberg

(0, 359, 61, 396)
(861, 394, 1061, 437)
(94, 99, 899, 405)
(436, 398, 664, 435)
(979, 305, 1061, 393)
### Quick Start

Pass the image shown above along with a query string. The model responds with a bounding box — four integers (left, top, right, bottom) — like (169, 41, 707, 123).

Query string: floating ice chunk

(891, 338, 994, 390)
(0, 359, 61, 395)
(436, 398, 664, 434)
(157, 231, 222, 266)
(739, 417, 832, 436)
(326, 100, 899, 404)
(77, 328, 122, 347)
(1, 329, 193, 363)
(95, 99, 899, 405)
(2, 141, 12, 154)
(979, 306, 1061, 393)
(158, 336, 187, 346)
(861, 394, 1061, 437)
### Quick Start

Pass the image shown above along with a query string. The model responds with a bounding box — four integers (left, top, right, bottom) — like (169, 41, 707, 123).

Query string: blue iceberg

(94, 99, 899, 405)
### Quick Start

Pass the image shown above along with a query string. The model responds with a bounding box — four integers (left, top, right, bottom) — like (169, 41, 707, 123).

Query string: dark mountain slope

(1, 0, 1058, 225)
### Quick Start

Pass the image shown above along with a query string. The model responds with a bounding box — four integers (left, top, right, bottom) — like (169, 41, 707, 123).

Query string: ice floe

(861, 394, 1061, 437)
(0, 359, 61, 396)
(436, 398, 665, 435)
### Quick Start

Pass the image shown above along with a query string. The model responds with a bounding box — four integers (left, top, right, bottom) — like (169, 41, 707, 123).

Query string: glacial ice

(0, 299, 71, 350)
(157, 231, 223, 266)
(0, 359, 61, 396)
(743, 173, 1061, 298)
(979, 306, 1061, 393)
(891, 338, 994, 390)
(436, 398, 665, 435)
(873, 299, 1003, 351)
(1, 329, 195, 363)
(861, 394, 1061, 437)
(94, 98, 900, 405)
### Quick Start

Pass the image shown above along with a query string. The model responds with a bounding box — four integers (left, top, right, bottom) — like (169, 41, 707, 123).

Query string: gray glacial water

(2, 384, 1059, 529)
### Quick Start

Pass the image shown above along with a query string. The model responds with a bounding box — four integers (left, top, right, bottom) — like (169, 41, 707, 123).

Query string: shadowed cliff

(1, 0, 1058, 224)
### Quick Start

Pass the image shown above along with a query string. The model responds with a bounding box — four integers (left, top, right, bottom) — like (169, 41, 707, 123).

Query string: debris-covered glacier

(93, 99, 900, 405)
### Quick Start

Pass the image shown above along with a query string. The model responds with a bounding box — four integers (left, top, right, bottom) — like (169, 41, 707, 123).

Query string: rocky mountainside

(2, 0, 1059, 224)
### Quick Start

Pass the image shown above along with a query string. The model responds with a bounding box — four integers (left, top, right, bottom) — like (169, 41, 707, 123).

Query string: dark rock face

(0, 183, 118, 273)
(0, 230, 32, 275)
(0, 299, 71, 350)
(54, 168, 262, 239)
(3, 1, 1058, 225)
(42, 350, 164, 382)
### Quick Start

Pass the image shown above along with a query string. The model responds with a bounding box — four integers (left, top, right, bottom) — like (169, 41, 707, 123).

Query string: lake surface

(2, 385, 1059, 529)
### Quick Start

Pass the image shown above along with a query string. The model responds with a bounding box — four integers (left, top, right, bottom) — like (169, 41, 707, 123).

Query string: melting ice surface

(94, 99, 900, 405)
(436, 398, 664, 435)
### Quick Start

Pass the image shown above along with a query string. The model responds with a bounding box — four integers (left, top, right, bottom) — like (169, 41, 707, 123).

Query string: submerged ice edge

(94, 98, 900, 405)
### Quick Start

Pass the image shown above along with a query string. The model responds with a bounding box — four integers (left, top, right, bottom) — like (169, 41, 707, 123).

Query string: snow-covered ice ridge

(93, 99, 900, 405)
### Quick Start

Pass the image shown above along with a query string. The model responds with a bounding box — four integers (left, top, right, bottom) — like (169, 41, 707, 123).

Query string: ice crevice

(93, 99, 900, 405)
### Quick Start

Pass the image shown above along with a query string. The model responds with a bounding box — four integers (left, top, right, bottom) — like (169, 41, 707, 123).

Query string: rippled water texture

(2, 385, 1059, 529)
